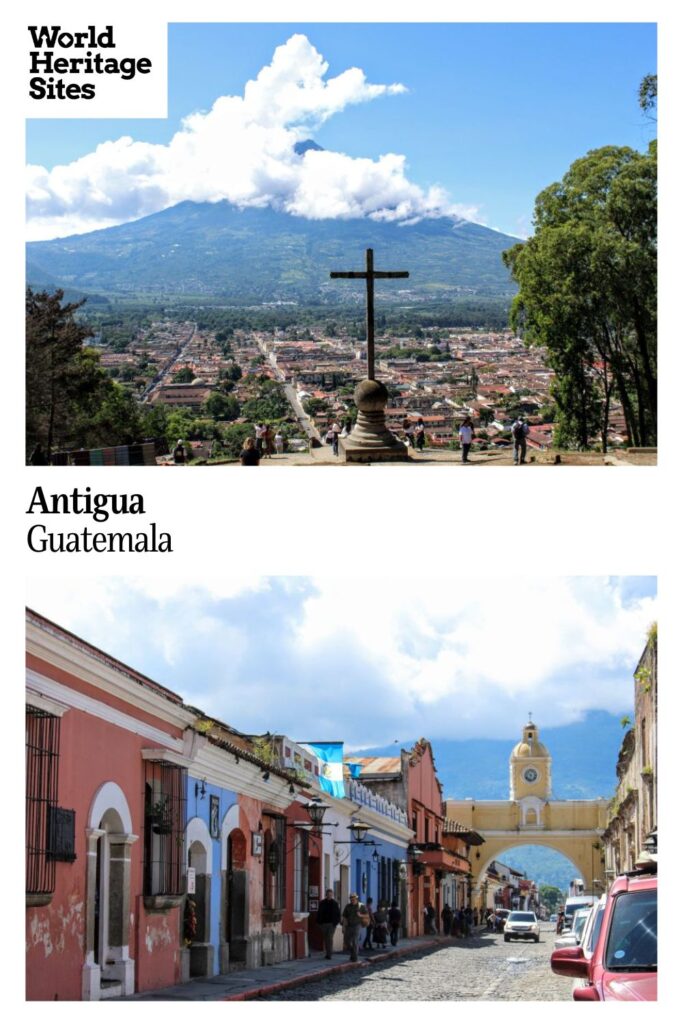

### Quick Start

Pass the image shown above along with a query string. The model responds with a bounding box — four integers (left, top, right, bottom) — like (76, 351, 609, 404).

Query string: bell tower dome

(509, 716, 552, 802)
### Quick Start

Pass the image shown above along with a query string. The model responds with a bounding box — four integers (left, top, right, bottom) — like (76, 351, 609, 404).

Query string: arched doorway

(83, 782, 137, 1000)
(226, 829, 248, 964)
(186, 828, 214, 977)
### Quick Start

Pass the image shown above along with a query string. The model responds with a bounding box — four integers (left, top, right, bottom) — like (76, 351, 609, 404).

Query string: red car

(550, 865, 657, 1001)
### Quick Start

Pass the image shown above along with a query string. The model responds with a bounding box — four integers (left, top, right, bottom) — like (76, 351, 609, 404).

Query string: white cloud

(26, 34, 478, 241)
(25, 576, 656, 746)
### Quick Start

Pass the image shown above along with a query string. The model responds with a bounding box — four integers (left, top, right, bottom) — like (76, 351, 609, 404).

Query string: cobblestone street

(259, 925, 573, 1001)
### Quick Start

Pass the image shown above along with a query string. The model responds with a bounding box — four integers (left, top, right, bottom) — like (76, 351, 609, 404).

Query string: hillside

(26, 201, 519, 302)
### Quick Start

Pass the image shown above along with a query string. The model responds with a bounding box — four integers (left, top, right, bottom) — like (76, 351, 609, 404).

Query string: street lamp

(349, 819, 371, 844)
(306, 796, 330, 830)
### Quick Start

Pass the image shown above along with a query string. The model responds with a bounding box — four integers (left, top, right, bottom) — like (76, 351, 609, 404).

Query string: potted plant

(147, 796, 174, 834)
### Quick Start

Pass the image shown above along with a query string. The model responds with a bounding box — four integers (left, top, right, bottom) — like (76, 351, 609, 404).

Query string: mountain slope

(26, 201, 519, 301)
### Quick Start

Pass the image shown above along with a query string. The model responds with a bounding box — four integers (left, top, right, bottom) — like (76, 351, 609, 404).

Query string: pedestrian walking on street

(317, 889, 341, 959)
(373, 902, 389, 948)
(512, 414, 529, 464)
(342, 893, 370, 962)
(362, 897, 376, 949)
(556, 910, 565, 934)
(458, 417, 474, 463)
(239, 437, 260, 465)
(441, 903, 454, 937)
(424, 901, 437, 935)
(274, 430, 284, 455)
(389, 901, 402, 946)
(415, 417, 426, 452)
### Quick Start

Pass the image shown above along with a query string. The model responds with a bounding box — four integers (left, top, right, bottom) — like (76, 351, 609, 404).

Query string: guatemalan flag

(301, 742, 345, 798)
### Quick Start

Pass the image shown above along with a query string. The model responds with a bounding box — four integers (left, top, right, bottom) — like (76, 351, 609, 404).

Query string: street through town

(259, 925, 573, 1001)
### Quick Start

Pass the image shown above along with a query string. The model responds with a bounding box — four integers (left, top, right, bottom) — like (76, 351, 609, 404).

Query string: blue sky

(26, 576, 656, 749)
(26, 23, 656, 240)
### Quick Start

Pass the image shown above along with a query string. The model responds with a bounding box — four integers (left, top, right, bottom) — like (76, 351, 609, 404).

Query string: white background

(4, 0, 682, 1019)
(24, 20, 167, 118)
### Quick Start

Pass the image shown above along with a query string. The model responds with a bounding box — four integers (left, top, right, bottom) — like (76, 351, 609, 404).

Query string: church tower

(509, 717, 552, 804)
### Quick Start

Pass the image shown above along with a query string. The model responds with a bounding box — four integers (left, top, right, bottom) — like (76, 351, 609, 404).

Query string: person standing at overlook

(458, 416, 474, 463)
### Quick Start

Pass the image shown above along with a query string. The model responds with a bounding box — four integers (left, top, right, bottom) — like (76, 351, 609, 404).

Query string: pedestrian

(255, 422, 265, 456)
(473, 907, 479, 928)
(373, 901, 389, 948)
(424, 901, 437, 935)
(403, 416, 416, 448)
(239, 436, 260, 465)
(465, 906, 473, 936)
(316, 888, 341, 959)
(458, 417, 474, 463)
(388, 901, 402, 946)
(362, 897, 375, 949)
(342, 892, 370, 962)
(274, 430, 284, 455)
(556, 910, 565, 935)
(173, 438, 186, 465)
(264, 424, 274, 458)
(441, 903, 454, 937)
(512, 414, 529, 464)
(415, 417, 425, 452)
(486, 911, 494, 932)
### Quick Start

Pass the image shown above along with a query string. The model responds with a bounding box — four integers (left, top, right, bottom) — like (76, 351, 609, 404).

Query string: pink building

(26, 609, 195, 1000)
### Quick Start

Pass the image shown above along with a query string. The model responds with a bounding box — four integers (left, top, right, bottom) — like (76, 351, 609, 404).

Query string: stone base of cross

(342, 380, 409, 463)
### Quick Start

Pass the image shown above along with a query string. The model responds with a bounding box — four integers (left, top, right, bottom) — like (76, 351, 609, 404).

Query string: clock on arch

(523, 766, 539, 783)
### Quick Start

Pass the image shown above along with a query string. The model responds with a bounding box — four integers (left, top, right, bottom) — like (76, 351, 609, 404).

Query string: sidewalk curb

(221, 938, 446, 1001)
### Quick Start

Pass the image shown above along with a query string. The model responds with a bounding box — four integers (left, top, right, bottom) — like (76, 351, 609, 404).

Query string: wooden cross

(330, 248, 409, 381)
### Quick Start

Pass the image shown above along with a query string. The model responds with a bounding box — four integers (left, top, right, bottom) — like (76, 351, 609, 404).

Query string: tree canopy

(503, 141, 656, 449)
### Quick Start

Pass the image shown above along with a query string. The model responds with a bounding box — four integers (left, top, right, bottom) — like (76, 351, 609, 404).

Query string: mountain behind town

(26, 200, 519, 302)
(359, 710, 625, 892)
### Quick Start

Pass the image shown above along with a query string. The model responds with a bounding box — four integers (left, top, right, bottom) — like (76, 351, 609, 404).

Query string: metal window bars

(26, 706, 60, 895)
(143, 760, 187, 897)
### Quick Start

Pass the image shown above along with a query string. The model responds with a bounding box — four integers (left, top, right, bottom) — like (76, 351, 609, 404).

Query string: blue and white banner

(346, 761, 363, 779)
(302, 742, 345, 798)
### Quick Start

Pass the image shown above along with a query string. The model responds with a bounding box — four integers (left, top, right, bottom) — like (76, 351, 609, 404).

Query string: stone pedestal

(180, 946, 191, 983)
(343, 380, 409, 463)
(189, 942, 215, 977)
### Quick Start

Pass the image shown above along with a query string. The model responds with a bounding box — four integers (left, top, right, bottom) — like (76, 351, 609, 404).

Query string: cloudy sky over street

(26, 576, 656, 748)
(26, 23, 656, 240)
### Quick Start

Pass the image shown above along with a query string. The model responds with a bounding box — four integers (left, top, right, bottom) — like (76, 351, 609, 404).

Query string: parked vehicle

(572, 894, 607, 994)
(554, 906, 592, 948)
(550, 840, 657, 1001)
(504, 911, 540, 942)
(563, 893, 599, 930)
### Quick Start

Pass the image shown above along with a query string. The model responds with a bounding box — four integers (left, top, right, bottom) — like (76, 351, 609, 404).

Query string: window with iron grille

(143, 760, 186, 897)
(26, 706, 60, 897)
(263, 814, 286, 911)
(293, 829, 309, 912)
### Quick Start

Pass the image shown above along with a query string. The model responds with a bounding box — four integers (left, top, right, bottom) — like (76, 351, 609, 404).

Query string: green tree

(26, 288, 93, 455)
(203, 391, 240, 420)
(221, 422, 253, 459)
(538, 884, 563, 915)
(172, 367, 194, 383)
(639, 73, 657, 117)
(503, 141, 656, 449)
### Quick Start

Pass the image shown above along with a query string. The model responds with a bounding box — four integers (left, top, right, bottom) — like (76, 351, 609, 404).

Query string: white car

(554, 906, 592, 949)
(504, 910, 541, 942)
